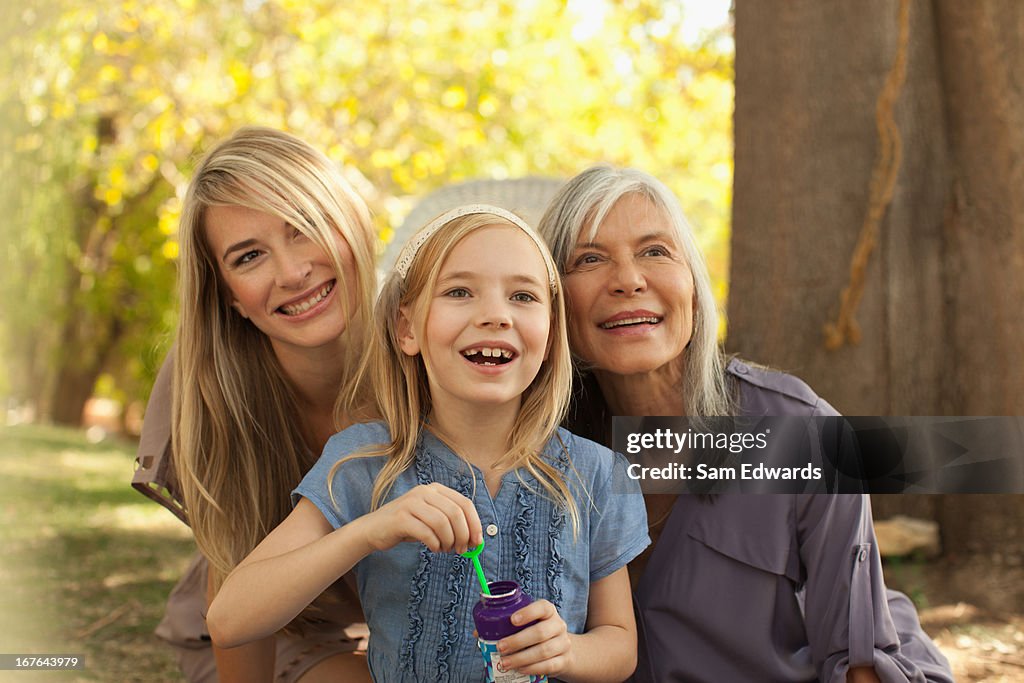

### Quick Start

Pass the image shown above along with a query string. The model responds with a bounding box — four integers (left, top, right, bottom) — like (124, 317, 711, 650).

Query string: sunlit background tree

(3, 5, 1022, 679)
(0, 0, 734, 428)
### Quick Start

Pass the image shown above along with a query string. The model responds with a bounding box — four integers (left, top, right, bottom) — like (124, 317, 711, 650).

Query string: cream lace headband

(394, 204, 557, 287)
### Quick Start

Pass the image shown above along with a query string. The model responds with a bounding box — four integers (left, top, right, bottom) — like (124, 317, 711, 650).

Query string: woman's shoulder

(726, 357, 839, 417)
(131, 352, 188, 521)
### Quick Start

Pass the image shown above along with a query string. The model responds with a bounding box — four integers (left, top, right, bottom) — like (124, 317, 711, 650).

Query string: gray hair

(536, 164, 733, 417)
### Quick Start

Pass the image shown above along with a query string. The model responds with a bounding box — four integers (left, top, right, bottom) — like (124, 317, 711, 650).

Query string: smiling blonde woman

(136, 127, 376, 682)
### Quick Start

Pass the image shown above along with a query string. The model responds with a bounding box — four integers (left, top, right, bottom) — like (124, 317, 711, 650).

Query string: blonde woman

(207, 206, 650, 682)
(135, 127, 377, 681)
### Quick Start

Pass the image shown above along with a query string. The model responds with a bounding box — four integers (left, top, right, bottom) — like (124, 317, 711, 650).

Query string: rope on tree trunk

(824, 0, 912, 350)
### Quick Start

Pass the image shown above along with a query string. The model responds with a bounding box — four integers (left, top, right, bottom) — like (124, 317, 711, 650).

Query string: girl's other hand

(358, 483, 482, 554)
(494, 599, 573, 677)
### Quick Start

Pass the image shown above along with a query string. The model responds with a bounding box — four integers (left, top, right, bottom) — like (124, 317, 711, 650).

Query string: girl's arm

(205, 567, 277, 682)
(496, 566, 637, 683)
(207, 498, 368, 648)
(207, 483, 482, 649)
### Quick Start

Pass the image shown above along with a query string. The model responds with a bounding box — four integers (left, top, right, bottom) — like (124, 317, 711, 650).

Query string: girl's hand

(357, 483, 483, 554)
(494, 599, 574, 677)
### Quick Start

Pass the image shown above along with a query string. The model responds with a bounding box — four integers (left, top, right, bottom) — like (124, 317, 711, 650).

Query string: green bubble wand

(460, 541, 491, 596)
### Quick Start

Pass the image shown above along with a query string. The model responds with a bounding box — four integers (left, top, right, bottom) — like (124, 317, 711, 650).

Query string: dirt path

(888, 559, 1024, 682)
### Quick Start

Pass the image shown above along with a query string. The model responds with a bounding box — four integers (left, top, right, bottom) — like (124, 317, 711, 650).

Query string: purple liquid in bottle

(473, 580, 548, 683)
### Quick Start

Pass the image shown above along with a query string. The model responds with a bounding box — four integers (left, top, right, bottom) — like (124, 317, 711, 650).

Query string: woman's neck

(592, 358, 687, 417)
(273, 342, 348, 451)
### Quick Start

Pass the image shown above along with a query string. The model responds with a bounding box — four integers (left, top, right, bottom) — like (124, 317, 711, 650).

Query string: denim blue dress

(294, 422, 650, 683)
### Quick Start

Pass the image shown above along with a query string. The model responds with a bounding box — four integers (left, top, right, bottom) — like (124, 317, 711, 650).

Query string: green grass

(0, 425, 195, 682)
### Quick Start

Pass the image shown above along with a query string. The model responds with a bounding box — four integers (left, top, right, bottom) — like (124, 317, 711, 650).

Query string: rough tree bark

(729, 0, 1024, 557)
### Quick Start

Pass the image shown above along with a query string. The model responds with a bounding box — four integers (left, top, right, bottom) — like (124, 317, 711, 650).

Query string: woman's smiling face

(562, 193, 695, 377)
(204, 204, 356, 354)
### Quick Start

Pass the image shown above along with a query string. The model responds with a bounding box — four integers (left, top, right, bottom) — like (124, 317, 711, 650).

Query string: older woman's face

(562, 194, 695, 377)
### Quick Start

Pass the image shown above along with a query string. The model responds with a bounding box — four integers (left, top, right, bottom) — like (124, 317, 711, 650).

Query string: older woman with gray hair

(537, 165, 953, 683)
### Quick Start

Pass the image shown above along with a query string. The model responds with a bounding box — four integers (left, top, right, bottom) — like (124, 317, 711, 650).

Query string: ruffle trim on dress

(546, 505, 566, 609)
(436, 468, 473, 681)
(399, 449, 435, 676)
(513, 485, 535, 595)
(545, 439, 572, 609)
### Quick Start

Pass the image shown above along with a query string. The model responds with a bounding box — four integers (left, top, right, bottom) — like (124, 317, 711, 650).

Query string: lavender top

(628, 359, 953, 682)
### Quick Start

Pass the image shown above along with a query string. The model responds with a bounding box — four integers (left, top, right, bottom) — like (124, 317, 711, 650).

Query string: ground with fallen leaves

(1, 425, 1020, 681)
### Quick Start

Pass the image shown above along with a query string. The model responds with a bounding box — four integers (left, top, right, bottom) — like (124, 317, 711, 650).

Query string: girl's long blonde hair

(173, 127, 376, 586)
(332, 210, 581, 533)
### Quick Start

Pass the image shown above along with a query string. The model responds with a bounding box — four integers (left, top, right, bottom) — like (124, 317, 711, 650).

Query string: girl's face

(399, 225, 552, 414)
(562, 193, 695, 377)
(205, 204, 357, 355)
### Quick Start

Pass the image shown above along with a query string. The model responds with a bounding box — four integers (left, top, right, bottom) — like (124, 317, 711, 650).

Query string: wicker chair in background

(380, 176, 565, 274)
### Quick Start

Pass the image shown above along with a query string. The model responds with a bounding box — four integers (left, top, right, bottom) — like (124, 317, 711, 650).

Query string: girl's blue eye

(444, 288, 471, 298)
(511, 292, 538, 303)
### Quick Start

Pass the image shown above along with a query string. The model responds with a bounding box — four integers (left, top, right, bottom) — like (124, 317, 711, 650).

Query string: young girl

(207, 205, 649, 682)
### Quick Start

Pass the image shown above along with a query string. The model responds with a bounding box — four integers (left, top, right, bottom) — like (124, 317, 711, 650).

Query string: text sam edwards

(627, 462, 823, 481)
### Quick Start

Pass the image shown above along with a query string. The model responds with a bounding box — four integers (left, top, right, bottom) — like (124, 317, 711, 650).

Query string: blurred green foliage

(0, 0, 733, 423)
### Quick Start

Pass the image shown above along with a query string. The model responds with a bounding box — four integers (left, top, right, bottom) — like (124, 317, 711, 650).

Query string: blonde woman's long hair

(331, 210, 581, 534)
(173, 127, 377, 586)
(537, 164, 734, 422)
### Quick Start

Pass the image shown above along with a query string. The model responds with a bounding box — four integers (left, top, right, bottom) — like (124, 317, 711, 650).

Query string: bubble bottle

(474, 581, 548, 683)
(462, 542, 548, 683)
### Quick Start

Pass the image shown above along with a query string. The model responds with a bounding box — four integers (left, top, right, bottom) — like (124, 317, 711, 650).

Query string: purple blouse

(629, 359, 953, 682)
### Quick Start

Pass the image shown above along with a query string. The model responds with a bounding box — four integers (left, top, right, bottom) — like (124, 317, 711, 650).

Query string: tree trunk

(40, 114, 153, 427)
(730, 0, 1024, 557)
(49, 362, 103, 426)
(44, 297, 126, 425)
